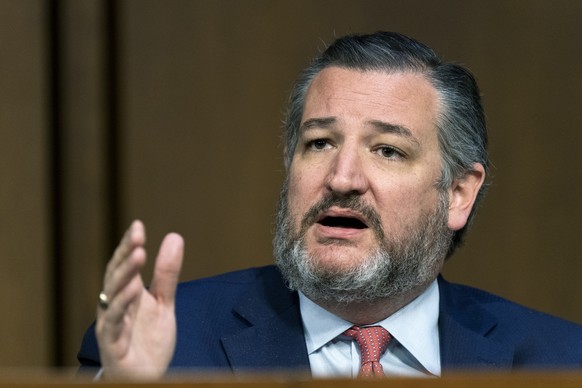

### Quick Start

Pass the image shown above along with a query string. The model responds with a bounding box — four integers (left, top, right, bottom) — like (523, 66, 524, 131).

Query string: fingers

(96, 221, 182, 376)
(101, 220, 147, 306)
(97, 272, 145, 343)
(107, 220, 146, 276)
(149, 233, 184, 306)
(98, 222, 184, 316)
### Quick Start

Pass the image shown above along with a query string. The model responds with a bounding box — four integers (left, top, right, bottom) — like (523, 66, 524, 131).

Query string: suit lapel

(438, 276, 514, 371)
(220, 267, 310, 375)
(220, 271, 517, 374)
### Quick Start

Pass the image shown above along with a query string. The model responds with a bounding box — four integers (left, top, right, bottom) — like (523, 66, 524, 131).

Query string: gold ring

(98, 292, 109, 310)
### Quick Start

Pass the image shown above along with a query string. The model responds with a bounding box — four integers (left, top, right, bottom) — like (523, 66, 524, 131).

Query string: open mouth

(318, 216, 368, 229)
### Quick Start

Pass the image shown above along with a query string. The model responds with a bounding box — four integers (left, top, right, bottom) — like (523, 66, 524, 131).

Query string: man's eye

(376, 146, 403, 159)
(308, 139, 330, 150)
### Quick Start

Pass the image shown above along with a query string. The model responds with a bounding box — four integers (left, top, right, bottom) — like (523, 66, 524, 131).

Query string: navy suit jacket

(78, 265, 582, 374)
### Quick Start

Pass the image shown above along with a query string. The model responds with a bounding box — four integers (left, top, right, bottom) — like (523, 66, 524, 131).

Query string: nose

(325, 146, 370, 196)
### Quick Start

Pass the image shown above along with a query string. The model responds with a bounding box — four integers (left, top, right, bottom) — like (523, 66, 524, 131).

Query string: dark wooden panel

(3, 372, 582, 387)
(0, 0, 51, 366)
(118, 0, 582, 325)
(2, 0, 582, 369)
(57, 0, 111, 366)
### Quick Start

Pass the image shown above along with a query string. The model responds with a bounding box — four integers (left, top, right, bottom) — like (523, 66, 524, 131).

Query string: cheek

(286, 169, 316, 226)
(288, 162, 325, 201)
(375, 181, 441, 230)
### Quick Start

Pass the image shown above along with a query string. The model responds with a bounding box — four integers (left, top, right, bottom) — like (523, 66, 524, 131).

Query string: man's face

(274, 67, 454, 303)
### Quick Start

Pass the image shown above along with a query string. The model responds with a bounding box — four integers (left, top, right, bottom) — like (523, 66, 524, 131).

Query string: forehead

(302, 67, 441, 143)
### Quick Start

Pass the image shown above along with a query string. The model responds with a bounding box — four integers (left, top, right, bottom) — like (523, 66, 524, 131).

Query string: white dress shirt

(299, 280, 441, 378)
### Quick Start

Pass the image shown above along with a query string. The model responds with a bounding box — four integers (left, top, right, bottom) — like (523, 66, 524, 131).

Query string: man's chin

(305, 246, 373, 273)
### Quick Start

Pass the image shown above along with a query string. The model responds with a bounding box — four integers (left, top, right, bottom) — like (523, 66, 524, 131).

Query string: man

(78, 31, 582, 379)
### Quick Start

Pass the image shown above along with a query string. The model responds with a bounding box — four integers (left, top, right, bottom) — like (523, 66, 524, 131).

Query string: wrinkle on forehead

(306, 67, 438, 115)
(301, 67, 440, 150)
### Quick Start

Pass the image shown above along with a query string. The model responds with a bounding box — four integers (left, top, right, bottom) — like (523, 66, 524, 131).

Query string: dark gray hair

(282, 31, 489, 256)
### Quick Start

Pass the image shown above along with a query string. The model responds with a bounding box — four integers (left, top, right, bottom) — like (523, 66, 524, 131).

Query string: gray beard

(273, 179, 453, 305)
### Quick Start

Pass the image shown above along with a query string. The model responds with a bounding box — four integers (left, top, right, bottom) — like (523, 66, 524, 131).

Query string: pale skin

(95, 67, 484, 378)
(96, 220, 184, 379)
(287, 67, 485, 323)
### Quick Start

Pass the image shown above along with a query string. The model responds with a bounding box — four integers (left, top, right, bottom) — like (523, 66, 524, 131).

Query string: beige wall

(1, 0, 581, 367)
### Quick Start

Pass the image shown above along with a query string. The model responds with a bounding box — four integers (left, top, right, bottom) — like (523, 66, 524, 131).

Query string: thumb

(149, 232, 184, 305)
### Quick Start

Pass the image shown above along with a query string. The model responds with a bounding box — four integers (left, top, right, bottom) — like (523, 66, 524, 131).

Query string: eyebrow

(300, 117, 421, 146)
(300, 117, 337, 131)
(367, 120, 420, 146)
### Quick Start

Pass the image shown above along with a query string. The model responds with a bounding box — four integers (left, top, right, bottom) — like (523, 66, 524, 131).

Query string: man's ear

(447, 163, 486, 231)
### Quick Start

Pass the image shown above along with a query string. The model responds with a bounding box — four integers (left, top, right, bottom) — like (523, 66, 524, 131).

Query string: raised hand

(95, 220, 184, 379)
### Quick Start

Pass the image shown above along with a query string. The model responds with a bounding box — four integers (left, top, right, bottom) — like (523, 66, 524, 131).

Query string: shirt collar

(299, 279, 440, 376)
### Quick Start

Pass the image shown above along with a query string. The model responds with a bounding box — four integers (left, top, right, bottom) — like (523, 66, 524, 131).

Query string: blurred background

(1, 0, 581, 368)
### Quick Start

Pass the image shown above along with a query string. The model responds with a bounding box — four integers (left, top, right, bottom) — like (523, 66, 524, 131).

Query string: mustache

(299, 193, 385, 240)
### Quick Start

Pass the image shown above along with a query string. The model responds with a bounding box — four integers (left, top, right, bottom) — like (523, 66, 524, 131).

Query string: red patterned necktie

(344, 325, 392, 378)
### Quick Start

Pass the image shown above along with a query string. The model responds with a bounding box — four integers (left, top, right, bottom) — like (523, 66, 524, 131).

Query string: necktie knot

(344, 325, 392, 377)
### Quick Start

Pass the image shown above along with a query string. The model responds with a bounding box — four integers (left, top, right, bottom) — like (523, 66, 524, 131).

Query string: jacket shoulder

(174, 265, 285, 312)
(440, 277, 582, 329)
(178, 265, 281, 289)
(439, 276, 582, 367)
